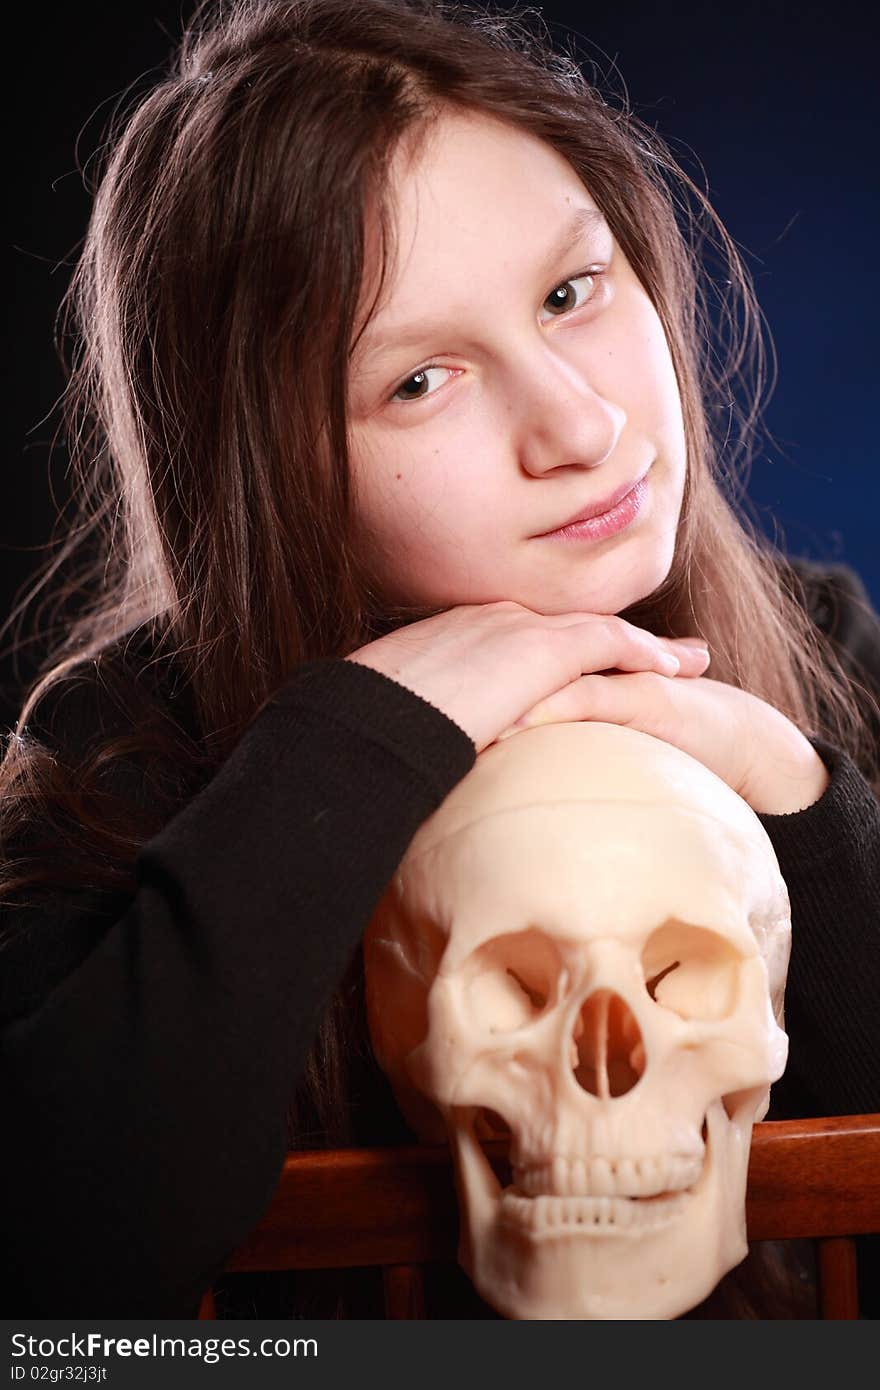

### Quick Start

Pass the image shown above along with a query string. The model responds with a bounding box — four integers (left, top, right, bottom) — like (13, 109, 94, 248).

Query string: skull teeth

(512, 1153, 702, 1198)
(500, 1189, 692, 1234)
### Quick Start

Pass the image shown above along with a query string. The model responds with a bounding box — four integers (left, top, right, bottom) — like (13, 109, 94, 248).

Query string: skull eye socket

(463, 928, 564, 1034)
(641, 921, 744, 1021)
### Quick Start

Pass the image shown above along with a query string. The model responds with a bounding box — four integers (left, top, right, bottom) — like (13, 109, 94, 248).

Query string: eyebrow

(354, 205, 608, 365)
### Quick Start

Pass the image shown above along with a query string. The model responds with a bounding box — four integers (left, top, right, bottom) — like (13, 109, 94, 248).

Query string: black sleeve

(760, 734, 880, 1121)
(1, 659, 476, 1317)
(761, 558, 880, 1120)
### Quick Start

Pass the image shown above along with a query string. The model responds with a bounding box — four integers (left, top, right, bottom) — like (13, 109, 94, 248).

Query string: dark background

(5, 0, 879, 727)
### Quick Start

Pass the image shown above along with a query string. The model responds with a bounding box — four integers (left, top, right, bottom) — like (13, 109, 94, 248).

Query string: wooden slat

(198, 1287, 217, 1319)
(744, 1114, 880, 1240)
(382, 1264, 426, 1318)
(219, 1114, 880, 1273)
(817, 1237, 859, 1319)
(223, 1143, 460, 1271)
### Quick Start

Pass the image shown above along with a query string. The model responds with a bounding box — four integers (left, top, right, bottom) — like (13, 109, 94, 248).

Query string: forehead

(351, 110, 610, 358)
(401, 802, 775, 965)
(385, 108, 600, 246)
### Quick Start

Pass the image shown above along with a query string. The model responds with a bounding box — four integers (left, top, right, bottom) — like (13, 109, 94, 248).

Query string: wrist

(745, 742, 831, 815)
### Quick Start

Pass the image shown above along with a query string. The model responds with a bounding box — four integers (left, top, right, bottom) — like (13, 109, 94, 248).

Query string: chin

(608, 542, 677, 615)
(562, 555, 674, 618)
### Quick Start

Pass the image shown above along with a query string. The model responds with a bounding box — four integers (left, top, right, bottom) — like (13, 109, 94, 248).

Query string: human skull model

(363, 721, 791, 1319)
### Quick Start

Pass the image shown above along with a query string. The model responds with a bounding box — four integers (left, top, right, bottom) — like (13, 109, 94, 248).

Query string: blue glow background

(547, 0, 879, 607)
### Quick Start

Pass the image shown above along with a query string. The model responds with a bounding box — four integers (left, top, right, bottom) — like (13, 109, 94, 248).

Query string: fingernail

(659, 653, 680, 674)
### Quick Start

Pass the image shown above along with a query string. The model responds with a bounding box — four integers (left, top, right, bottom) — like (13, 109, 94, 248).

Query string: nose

(570, 989, 645, 1099)
(516, 357, 625, 478)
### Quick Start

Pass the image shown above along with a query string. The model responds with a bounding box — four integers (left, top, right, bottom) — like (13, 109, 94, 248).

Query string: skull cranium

(364, 721, 791, 1319)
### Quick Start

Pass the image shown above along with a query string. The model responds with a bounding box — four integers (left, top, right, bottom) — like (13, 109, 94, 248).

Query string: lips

(535, 470, 649, 537)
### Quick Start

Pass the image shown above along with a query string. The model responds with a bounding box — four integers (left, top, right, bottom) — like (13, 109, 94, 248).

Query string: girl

(2, 0, 878, 1320)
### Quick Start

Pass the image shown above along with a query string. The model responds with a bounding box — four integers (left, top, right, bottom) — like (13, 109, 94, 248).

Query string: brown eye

(541, 268, 605, 319)
(389, 363, 453, 405)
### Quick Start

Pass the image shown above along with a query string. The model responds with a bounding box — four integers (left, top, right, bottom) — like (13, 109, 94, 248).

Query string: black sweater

(2, 557, 879, 1318)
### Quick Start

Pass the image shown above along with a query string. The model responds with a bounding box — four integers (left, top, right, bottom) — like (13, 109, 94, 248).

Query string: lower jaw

(499, 1187, 693, 1235)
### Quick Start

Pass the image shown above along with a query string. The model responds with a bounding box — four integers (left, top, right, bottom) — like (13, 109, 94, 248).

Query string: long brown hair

(2, 0, 877, 1316)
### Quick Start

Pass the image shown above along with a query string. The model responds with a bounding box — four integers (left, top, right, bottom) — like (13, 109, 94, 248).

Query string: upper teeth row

(513, 1153, 702, 1198)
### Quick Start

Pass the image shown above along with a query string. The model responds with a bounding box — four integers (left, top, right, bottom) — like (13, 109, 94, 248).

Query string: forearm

(758, 736, 880, 1118)
(2, 658, 477, 1316)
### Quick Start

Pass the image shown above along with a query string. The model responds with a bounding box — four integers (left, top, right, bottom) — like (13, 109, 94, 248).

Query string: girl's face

(347, 110, 687, 617)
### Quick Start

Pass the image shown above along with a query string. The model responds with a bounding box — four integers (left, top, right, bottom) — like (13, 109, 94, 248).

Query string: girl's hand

(496, 671, 830, 816)
(345, 602, 711, 754)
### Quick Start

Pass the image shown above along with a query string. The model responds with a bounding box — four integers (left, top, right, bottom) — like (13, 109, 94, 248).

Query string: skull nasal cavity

(572, 990, 644, 1099)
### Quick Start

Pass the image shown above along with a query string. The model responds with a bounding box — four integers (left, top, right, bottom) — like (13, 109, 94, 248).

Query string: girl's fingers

(557, 616, 710, 679)
(668, 642, 711, 677)
(497, 670, 669, 741)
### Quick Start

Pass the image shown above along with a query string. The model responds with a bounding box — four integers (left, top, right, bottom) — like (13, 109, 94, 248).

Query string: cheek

(350, 441, 416, 538)
(354, 467, 465, 578)
(368, 437, 493, 541)
(638, 316, 685, 437)
(606, 290, 683, 424)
